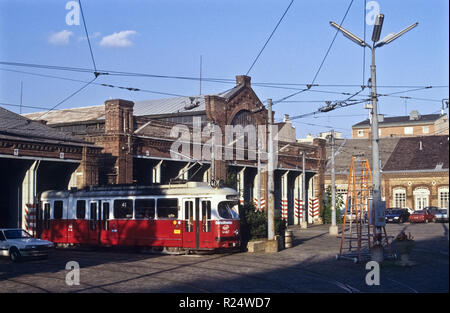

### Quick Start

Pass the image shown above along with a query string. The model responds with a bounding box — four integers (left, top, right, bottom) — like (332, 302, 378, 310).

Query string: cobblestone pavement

(0, 222, 448, 293)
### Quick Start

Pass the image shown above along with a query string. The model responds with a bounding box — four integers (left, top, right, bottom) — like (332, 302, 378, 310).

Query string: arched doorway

(413, 187, 430, 210)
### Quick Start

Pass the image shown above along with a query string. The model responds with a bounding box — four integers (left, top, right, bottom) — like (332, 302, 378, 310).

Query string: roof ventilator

(184, 97, 200, 110)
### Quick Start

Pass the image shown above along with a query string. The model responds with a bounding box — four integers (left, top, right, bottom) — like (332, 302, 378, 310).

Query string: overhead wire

(246, 0, 295, 75)
(78, 0, 98, 74)
(32, 76, 98, 121)
(272, 0, 355, 105)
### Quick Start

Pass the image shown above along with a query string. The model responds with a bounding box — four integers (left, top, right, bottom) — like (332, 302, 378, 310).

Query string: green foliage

(224, 170, 237, 189)
(321, 185, 344, 224)
(238, 202, 287, 248)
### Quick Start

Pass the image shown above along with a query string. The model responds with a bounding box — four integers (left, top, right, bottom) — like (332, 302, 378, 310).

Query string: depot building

(6, 75, 328, 230)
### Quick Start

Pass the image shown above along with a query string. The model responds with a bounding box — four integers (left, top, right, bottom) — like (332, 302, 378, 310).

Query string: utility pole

(211, 122, 215, 183)
(257, 132, 262, 211)
(330, 14, 418, 260)
(329, 130, 338, 235)
(267, 99, 275, 240)
(301, 151, 307, 229)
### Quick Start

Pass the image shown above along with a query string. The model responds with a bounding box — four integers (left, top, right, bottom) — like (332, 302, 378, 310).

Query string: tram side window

(76, 200, 86, 219)
(157, 199, 178, 219)
(43, 203, 50, 229)
(114, 199, 133, 219)
(135, 199, 155, 219)
(54, 201, 63, 219)
(202, 201, 211, 232)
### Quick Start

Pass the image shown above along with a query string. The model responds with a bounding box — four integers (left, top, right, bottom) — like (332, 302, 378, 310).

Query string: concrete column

(237, 167, 246, 205)
(203, 166, 211, 183)
(178, 162, 191, 180)
(21, 161, 40, 235)
(294, 173, 303, 225)
(281, 171, 289, 222)
(308, 176, 319, 224)
(152, 160, 163, 184)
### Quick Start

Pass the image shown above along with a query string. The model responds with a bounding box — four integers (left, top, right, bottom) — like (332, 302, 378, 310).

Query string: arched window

(438, 187, 449, 209)
(231, 110, 255, 127)
(413, 187, 430, 210)
(393, 187, 406, 208)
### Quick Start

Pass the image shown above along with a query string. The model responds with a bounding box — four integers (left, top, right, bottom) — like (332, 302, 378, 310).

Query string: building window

(357, 130, 364, 137)
(404, 127, 413, 135)
(378, 129, 382, 136)
(439, 187, 449, 209)
(422, 126, 429, 134)
(413, 187, 430, 210)
(393, 188, 406, 208)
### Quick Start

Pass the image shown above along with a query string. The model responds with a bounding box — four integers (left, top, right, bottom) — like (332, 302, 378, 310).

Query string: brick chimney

(105, 99, 134, 134)
(235, 75, 251, 87)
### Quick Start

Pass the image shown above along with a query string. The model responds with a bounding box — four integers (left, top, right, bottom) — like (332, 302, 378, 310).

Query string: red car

(409, 209, 436, 223)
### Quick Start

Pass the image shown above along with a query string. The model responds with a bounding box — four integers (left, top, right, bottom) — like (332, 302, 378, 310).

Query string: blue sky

(0, 0, 448, 138)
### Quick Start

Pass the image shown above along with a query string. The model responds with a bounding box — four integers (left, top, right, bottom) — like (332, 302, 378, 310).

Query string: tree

(321, 185, 344, 224)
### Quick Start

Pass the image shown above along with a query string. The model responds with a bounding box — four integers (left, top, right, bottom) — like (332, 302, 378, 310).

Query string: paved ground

(0, 222, 448, 293)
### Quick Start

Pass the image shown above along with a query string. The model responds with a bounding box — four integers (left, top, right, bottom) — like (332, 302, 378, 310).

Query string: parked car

(424, 206, 440, 220)
(0, 228, 54, 262)
(434, 209, 449, 222)
(385, 208, 410, 223)
(409, 209, 436, 223)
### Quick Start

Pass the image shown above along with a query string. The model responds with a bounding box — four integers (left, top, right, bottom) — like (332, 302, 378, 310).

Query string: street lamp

(330, 15, 418, 255)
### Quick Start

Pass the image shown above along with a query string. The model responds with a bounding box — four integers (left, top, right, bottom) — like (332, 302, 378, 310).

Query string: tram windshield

(217, 201, 239, 219)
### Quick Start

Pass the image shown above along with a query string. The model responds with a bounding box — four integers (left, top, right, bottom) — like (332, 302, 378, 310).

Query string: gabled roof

(325, 137, 400, 175)
(352, 113, 443, 128)
(0, 106, 96, 146)
(383, 135, 449, 172)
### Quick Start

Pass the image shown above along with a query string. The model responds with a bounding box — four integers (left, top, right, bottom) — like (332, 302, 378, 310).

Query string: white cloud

(48, 30, 74, 45)
(100, 30, 137, 48)
(78, 32, 102, 42)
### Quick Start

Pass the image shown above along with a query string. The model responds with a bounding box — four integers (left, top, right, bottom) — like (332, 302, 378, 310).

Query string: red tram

(38, 182, 241, 252)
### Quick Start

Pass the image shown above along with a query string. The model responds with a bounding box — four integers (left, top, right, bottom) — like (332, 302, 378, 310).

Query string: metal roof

(133, 96, 206, 116)
(22, 105, 105, 125)
(0, 106, 95, 146)
(20, 84, 248, 125)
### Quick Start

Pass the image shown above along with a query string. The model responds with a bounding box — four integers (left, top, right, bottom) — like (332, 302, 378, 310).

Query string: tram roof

(41, 182, 238, 199)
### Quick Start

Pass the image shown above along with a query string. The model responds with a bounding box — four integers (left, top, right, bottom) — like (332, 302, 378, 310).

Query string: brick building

(24, 75, 328, 225)
(352, 110, 448, 139)
(324, 135, 449, 212)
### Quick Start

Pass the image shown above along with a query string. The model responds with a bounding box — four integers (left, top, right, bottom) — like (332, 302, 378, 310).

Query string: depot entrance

(0, 158, 33, 228)
(0, 157, 79, 228)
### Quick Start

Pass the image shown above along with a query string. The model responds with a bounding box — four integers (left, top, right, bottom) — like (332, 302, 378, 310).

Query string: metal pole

(267, 99, 275, 240)
(211, 123, 215, 182)
(257, 133, 261, 211)
(370, 47, 384, 245)
(329, 130, 338, 235)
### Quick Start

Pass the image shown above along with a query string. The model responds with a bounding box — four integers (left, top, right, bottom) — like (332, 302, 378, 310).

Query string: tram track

(71, 250, 361, 293)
